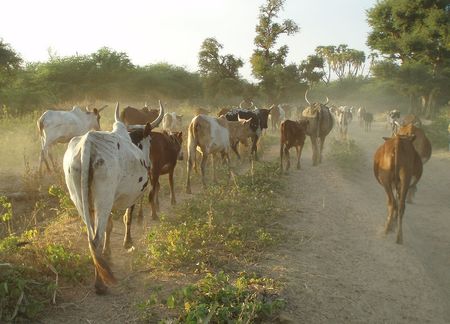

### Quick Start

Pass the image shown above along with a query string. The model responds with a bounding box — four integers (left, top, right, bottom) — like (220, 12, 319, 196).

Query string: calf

(63, 101, 163, 293)
(37, 105, 107, 173)
(162, 112, 183, 132)
(186, 115, 230, 193)
(373, 134, 422, 244)
(280, 119, 309, 172)
(147, 131, 183, 220)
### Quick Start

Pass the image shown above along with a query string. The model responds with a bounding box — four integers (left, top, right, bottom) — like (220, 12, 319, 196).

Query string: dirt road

(266, 120, 450, 323)
(40, 120, 450, 323)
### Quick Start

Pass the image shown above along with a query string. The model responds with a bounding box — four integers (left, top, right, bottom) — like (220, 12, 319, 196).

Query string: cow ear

(178, 114, 183, 118)
(382, 137, 390, 141)
(93, 108, 99, 115)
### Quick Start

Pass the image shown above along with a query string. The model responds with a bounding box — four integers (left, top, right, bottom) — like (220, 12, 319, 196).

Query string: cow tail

(394, 139, 399, 196)
(80, 135, 116, 286)
(280, 123, 285, 171)
(189, 121, 199, 172)
(37, 116, 45, 147)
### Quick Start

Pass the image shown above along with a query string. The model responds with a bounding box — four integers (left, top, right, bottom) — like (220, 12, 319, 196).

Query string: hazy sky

(1, 0, 377, 81)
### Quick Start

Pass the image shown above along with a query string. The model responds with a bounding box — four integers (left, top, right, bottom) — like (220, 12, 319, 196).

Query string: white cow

(63, 101, 163, 294)
(37, 105, 107, 173)
(186, 115, 230, 193)
(162, 112, 183, 132)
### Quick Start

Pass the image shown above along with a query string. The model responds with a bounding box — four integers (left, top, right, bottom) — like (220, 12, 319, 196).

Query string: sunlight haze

(1, 0, 377, 81)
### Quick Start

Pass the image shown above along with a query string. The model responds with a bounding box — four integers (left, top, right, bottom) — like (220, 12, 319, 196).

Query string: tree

(0, 39, 22, 88)
(367, 0, 450, 116)
(299, 55, 325, 87)
(250, 0, 299, 104)
(198, 37, 244, 103)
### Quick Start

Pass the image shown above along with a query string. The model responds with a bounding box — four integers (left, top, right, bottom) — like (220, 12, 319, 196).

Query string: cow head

(86, 104, 107, 130)
(257, 108, 271, 130)
(128, 122, 153, 170)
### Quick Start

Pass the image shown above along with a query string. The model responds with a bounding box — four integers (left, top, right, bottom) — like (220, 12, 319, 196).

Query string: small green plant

(48, 185, 76, 216)
(45, 243, 90, 282)
(0, 196, 13, 235)
(139, 271, 285, 323)
(0, 264, 53, 321)
(145, 162, 282, 271)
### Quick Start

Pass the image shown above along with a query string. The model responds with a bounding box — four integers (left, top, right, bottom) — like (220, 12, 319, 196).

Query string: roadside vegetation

(326, 139, 366, 175)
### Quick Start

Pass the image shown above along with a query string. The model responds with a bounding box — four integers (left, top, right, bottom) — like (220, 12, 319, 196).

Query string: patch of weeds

(45, 243, 91, 283)
(48, 185, 76, 216)
(139, 271, 285, 323)
(326, 139, 365, 174)
(0, 264, 53, 322)
(0, 195, 13, 235)
(144, 162, 283, 271)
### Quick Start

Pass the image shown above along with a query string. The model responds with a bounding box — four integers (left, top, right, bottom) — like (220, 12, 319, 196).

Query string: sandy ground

(18, 119, 450, 323)
(264, 120, 450, 323)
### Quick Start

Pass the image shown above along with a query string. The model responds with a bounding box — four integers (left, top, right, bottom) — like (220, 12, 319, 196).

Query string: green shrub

(139, 271, 285, 323)
(145, 162, 282, 271)
(45, 243, 91, 282)
(0, 265, 53, 322)
(422, 110, 449, 150)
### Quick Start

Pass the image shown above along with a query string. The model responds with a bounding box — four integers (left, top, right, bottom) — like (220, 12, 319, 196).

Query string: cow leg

(397, 187, 408, 244)
(407, 184, 417, 204)
(284, 146, 291, 171)
(169, 169, 176, 205)
(251, 135, 259, 161)
(102, 215, 113, 259)
(310, 136, 318, 166)
(186, 152, 194, 194)
(231, 141, 241, 160)
(201, 153, 208, 188)
(296, 145, 303, 170)
(384, 186, 396, 234)
(318, 136, 327, 164)
(49, 150, 58, 170)
(149, 182, 158, 221)
(211, 154, 218, 184)
(123, 205, 134, 249)
(137, 196, 144, 226)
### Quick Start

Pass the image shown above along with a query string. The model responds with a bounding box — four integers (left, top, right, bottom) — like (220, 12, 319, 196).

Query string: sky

(0, 0, 377, 81)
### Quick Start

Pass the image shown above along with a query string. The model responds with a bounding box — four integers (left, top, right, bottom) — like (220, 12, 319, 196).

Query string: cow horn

(304, 90, 311, 105)
(150, 100, 164, 128)
(324, 96, 329, 105)
(144, 102, 148, 108)
(115, 102, 120, 122)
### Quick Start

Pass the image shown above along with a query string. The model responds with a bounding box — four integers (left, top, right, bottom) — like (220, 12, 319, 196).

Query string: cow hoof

(186, 188, 192, 194)
(123, 239, 133, 250)
(95, 283, 108, 295)
(151, 214, 159, 221)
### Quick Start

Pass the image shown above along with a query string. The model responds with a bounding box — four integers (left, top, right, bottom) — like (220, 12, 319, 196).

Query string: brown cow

(373, 135, 423, 244)
(397, 123, 432, 203)
(280, 119, 309, 172)
(147, 131, 183, 220)
(269, 104, 282, 131)
(302, 91, 334, 166)
(120, 104, 160, 126)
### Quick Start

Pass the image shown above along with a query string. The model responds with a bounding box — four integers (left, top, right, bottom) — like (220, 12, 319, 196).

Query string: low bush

(326, 139, 365, 174)
(138, 271, 285, 323)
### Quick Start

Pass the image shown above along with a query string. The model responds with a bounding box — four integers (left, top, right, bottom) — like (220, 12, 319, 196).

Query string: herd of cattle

(35, 94, 432, 293)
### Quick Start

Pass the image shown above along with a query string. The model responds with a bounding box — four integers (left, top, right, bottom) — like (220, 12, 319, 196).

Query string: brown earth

(7, 119, 450, 323)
